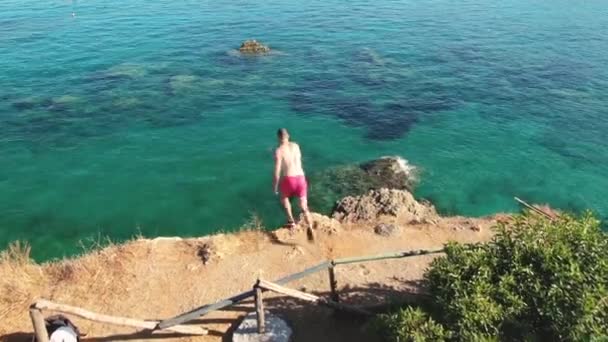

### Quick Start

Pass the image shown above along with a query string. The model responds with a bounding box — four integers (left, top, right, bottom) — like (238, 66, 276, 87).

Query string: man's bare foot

(306, 225, 315, 242)
(283, 221, 296, 236)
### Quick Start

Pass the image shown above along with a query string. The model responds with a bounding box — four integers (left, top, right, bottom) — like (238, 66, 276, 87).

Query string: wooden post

(328, 263, 339, 303)
(29, 307, 49, 342)
(254, 284, 265, 334)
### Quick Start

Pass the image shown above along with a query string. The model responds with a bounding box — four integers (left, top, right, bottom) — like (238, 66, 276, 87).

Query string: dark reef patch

(12, 100, 37, 111)
(287, 47, 462, 140)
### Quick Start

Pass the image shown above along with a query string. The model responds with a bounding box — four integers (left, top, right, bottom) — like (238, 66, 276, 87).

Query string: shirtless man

(273, 128, 314, 240)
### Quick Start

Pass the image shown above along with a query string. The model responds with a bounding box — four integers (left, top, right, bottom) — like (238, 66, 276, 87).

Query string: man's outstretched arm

(273, 150, 282, 194)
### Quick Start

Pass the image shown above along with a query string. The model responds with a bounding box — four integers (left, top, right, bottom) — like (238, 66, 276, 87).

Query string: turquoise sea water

(1, 0, 607, 260)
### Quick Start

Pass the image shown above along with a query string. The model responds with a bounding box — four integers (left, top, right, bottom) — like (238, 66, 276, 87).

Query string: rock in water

(360, 156, 417, 191)
(232, 312, 292, 342)
(239, 40, 271, 54)
(308, 156, 418, 214)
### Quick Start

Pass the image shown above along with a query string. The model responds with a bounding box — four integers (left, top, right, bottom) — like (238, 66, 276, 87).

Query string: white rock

(233, 312, 292, 342)
(50, 326, 78, 342)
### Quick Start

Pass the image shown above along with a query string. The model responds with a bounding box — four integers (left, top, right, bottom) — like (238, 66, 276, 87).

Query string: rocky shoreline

(0, 157, 503, 341)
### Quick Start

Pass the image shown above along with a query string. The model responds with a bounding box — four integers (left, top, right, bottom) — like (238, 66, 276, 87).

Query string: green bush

(379, 212, 608, 341)
(376, 306, 451, 342)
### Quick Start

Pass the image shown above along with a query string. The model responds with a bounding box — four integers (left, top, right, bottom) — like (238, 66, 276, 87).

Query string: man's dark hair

(277, 128, 289, 139)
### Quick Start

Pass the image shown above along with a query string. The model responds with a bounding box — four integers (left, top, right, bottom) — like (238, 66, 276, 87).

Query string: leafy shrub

(376, 306, 451, 342)
(379, 212, 608, 341)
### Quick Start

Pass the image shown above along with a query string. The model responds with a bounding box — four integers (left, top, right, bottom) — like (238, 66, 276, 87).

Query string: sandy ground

(0, 212, 498, 342)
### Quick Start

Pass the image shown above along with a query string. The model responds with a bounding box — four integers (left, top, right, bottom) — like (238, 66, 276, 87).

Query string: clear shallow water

(1, 0, 607, 260)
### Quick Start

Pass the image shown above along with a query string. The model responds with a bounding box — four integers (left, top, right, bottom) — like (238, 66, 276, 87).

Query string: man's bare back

(272, 128, 314, 240)
(275, 142, 304, 177)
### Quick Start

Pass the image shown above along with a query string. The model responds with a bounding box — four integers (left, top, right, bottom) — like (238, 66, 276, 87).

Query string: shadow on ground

(216, 280, 426, 342)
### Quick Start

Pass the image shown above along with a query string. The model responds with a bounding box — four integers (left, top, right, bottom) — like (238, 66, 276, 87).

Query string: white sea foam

(380, 155, 419, 182)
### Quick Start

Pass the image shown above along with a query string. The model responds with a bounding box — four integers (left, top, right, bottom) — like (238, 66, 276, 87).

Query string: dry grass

(0, 241, 32, 266)
(0, 241, 45, 329)
(0, 235, 139, 335)
(234, 212, 270, 252)
(237, 212, 265, 232)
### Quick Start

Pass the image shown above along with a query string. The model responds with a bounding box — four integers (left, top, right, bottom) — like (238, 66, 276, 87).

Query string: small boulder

(232, 312, 292, 342)
(239, 40, 271, 54)
(374, 223, 398, 237)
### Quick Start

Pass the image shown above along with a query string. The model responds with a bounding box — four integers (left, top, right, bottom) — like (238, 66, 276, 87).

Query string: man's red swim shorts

(280, 175, 308, 198)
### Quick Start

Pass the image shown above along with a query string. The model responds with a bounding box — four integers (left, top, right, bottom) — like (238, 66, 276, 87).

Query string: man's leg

(298, 196, 312, 226)
(281, 195, 295, 225)
(299, 196, 315, 241)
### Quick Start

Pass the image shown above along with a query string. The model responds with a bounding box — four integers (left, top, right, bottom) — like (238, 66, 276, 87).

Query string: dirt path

(0, 213, 496, 342)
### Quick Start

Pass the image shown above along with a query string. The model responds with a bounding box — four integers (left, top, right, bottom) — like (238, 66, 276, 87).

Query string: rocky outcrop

(239, 40, 270, 54)
(332, 188, 437, 223)
(374, 223, 399, 237)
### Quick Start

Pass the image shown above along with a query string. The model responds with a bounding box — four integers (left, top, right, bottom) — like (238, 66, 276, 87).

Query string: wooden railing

(157, 248, 444, 334)
(29, 248, 444, 340)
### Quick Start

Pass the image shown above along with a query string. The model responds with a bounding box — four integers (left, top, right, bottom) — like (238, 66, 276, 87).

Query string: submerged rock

(105, 63, 147, 79)
(112, 97, 142, 109)
(12, 95, 80, 112)
(52, 95, 81, 105)
(12, 98, 39, 110)
(167, 75, 199, 95)
(332, 188, 437, 223)
(239, 40, 271, 54)
(355, 47, 388, 66)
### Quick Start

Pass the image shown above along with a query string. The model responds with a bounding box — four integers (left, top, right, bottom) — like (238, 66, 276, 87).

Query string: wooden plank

(158, 261, 330, 329)
(29, 308, 49, 342)
(254, 285, 265, 334)
(275, 261, 331, 285)
(258, 280, 371, 316)
(157, 290, 254, 330)
(514, 197, 554, 220)
(333, 249, 444, 265)
(34, 300, 206, 335)
(258, 280, 319, 302)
